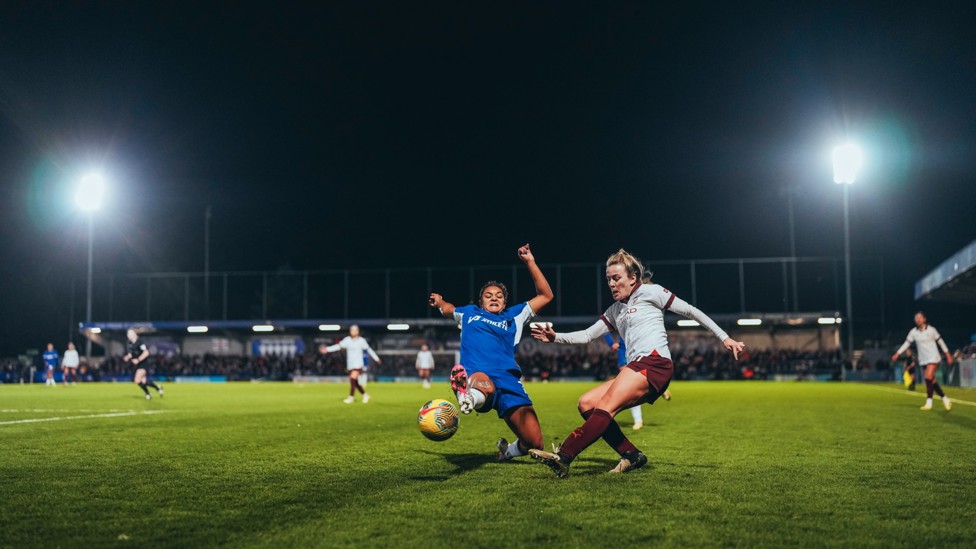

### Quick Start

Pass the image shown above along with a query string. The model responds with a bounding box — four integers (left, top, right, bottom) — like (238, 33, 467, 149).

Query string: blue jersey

(42, 349, 59, 370)
(603, 334, 628, 367)
(453, 302, 535, 375)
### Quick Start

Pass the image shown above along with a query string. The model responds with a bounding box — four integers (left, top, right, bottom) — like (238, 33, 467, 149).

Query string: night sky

(2, 2, 975, 356)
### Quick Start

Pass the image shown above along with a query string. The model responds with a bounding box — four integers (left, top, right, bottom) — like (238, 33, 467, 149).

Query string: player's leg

(532, 369, 649, 476)
(145, 375, 163, 396)
(629, 405, 644, 430)
(577, 379, 641, 457)
(134, 368, 151, 398)
(498, 405, 544, 460)
(924, 363, 950, 409)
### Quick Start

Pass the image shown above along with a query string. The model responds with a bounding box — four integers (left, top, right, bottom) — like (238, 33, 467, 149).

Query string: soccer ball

(467, 372, 496, 413)
(417, 399, 459, 441)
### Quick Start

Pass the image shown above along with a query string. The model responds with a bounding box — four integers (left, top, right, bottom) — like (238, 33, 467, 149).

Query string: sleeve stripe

(664, 293, 676, 311)
(600, 315, 615, 333)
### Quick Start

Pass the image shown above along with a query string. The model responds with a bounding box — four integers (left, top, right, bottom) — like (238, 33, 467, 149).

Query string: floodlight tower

(75, 173, 105, 360)
(832, 143, 862, 379)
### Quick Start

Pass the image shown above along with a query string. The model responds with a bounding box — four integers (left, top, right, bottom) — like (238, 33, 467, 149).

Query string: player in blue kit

(428, 244, 553, 461)
(42, 343, 59, 387)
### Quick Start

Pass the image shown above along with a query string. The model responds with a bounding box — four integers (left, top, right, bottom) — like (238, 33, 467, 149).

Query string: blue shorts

(470, 367, 532, 418)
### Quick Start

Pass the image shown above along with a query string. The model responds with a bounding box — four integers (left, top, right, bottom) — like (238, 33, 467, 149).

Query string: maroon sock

(932, 382, 945, 398)
(559, 409, 614, 463)
(349, 379, 358, 396)
(925, 380, 934, 399)
(580, 409, 638, 457)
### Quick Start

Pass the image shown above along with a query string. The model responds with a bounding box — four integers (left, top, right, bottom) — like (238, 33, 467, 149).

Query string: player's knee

(578, 394, 598, 411)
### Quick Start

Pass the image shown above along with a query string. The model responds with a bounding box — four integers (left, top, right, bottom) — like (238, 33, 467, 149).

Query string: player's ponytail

(606, 249, 651, 283)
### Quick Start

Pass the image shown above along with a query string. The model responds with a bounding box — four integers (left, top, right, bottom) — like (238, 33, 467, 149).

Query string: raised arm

(428, 293, 456, 318)
(518, 244, 553, 314)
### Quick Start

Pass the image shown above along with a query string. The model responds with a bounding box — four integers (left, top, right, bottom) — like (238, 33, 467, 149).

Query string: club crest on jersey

(627, 307, 638, 314)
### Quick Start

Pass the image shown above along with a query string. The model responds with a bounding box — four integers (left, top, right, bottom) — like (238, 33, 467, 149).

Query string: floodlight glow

(387, 323, 410, 331)
(89, 327, 102, 334)
(187, 326, 209, 333)
(318, 324, 341, 331)
(737, 318, 762, 326)
(817, 317, 837, 325)
(252, 325, 274, 332)
(676, 320, 700, 327)
(832, 143, 862, 184)
(76, 173, 106, 211)
(835, 317, 843, 324)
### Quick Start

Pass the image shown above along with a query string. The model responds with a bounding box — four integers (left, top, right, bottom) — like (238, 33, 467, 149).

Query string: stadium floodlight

(252, 325, 275, 332)
(817, 317, 837, 325)
(387, 323, 410, 331)
(89, 327, 102, 334)
(75, 173, 106, 211)
(835, 317, 842, 324)
(76, 173, 106, 361)
(832, 142, 860, 378)
(832, 143, 862, 184)
(318, 324, 341, 331)
(737, 318, 762, 326)
(187, 326, 209, 333)
(676, 320, 700, 327)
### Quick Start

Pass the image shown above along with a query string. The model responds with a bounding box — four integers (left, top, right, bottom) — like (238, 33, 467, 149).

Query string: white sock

(505, 439, 525, 459)
(630, 405, 643, 424)
(943, 396, 951, 402)
(469, 388, 486, 409)
(926, 398, 933, 406)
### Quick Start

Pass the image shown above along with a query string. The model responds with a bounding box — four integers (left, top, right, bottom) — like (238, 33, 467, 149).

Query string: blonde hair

(606, 249, 652, 283)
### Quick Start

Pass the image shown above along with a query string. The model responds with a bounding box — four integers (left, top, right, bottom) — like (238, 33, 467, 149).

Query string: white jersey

(554, 282, 729, 361)
(415, 350, 435, 370)
(62, 349, 80, 368)
(896, 325, 949, 366)
(325, 336, 380, 371)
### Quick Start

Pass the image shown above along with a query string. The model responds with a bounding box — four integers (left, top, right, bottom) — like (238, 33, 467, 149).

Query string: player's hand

(132, 358, 139, 365)
(318, 344, 328, 354)
(375, 359, 382, 365)
(517, 243, 535, 263)
(532, 325, 556, 343)
(723, 338, 745, 360)
(891, 353, 899, 361)
(611, 342, 620, 351)
(428, 293, 443, 308)
(947, 354, 954, 365)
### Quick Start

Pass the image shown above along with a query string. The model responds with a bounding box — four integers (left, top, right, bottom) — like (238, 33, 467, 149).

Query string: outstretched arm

(532, 319, 609, 345)
(668, 296, 745, 360)
(429, 293, 456, 318)
(518, 244, 553, 314)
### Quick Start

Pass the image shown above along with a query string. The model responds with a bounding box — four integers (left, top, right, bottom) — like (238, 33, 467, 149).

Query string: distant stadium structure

(72, 256, 887, 365)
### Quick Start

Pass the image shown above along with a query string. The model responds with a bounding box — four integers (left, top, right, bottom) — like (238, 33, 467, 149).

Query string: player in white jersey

(319, 325, 381, 403)
(529, 249, 745, 477)
(892, 312, 953, 411)
(62, 342, 80, 385)
(415, 344, 435, 388)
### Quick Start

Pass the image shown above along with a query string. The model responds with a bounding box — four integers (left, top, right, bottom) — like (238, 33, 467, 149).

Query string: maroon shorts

(625, 354, 673, 405)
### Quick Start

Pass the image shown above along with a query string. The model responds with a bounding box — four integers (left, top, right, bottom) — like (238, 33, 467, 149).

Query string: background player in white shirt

(319, 325, 381, 403)
(529, 249, 744, 477)
(415, 344, 435, 389)
(892, 312, 953, 411)
(62, 342, 80, 385)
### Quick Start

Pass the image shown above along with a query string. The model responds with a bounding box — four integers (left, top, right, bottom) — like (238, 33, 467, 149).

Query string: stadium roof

(915, 238, 976, 304)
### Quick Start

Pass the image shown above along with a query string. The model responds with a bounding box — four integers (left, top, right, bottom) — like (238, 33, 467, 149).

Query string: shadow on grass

(410, 450, 498, 479)
(940, 410, 976, 431)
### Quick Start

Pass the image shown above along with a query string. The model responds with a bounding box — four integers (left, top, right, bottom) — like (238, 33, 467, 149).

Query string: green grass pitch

(2, 381, 975, 548)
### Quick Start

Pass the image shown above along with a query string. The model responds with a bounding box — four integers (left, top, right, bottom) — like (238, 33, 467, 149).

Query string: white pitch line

(864, 384, 976, 407)
(0, 409, 134, 413)
(0, 410, 168, 426)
